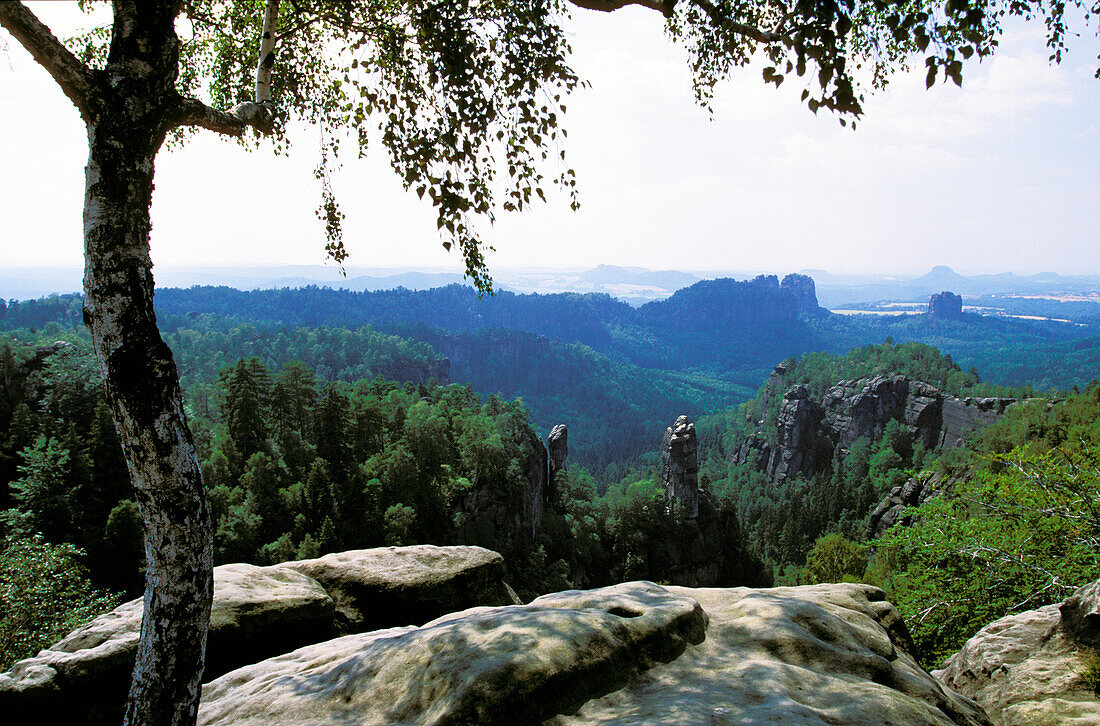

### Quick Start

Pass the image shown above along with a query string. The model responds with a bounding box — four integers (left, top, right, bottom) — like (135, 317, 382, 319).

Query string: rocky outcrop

(0, 546, 517, 726)
(0, 563, 334, 725)
(195, 578, 989, 726)
(554, 582, 990, 726)
(781, 272, 824, 314)
(198, 582, 707, 726)
(928, 291, 965, 320)
(661, 416, 701, 518)
(735, 373, 1015, 484)
(459, 424, 550, 543)
(934, 578, 1100, 725)
(867, 470, 946, 539)
(276, 545, 519, 633)
(548, 423, 568, 499)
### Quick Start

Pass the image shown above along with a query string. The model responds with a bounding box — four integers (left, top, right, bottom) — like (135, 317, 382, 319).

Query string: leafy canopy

(68, 0, 1096, 291)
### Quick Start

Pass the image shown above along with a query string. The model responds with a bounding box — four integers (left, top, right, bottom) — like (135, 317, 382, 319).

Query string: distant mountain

(911, 265, 974, 291)
(813, 265, 1100, 307)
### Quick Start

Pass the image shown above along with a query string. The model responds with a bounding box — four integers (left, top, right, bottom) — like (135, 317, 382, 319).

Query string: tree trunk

(80, 4, 213, 725)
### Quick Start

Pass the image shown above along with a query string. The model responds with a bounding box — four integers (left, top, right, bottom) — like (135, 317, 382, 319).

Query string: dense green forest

(3, 288, 1099, 677)
(0, 330, 764, 668)
(1, 296, 753, 471)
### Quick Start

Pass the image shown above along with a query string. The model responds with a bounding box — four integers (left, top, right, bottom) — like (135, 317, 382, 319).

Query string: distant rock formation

(927, 291, 964, 319)
(661, 416, 700, 519)
(935, 577, 1100, 725)
(780, 272, 824, 315)
(734, 373, 1015, 484)
(547, 424, 568, 500)
(461, 425, 549, 542)
(867, 470, 947, 540)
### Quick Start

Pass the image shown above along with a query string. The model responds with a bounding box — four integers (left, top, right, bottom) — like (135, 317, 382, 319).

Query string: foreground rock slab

(0, 563, 333, 725)
(934, 578, 1100, 725)
(0, 545, 519, 725)
(198, 582, 707, 726)
(276, 544, 520, 631)
(548, 583, 991, 726)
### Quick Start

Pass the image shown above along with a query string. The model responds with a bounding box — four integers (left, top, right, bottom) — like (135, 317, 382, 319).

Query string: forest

(3, 294, 1098, 673)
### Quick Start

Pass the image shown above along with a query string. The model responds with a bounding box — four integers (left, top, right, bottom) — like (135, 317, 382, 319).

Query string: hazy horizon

(2, 4, 1098, 277)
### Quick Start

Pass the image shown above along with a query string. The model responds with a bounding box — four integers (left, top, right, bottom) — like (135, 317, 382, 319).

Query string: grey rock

(935, 578, 1100, 725)
(781, 273, 823, 314)
(867, 470, 946, 540)
(736, 373, 1014, 487)
(551, 583, 991, 726)
(661, 415, 701, 518)
(198, 582, 707, 726)
(928, 291, 964, 319)
(548, 423, 569, 502)
(277, 545, 519, 632)
(1061, 580, 1100, 647)
(0, 563, 334, 725)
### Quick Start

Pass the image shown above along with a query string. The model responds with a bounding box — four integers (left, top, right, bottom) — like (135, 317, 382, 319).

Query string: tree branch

(568, 0, 677, 17)
(567, 0, 786, 44)
(0, 1, 96, 119)
(686, 0, 786, 43)
(172, 97, 275, 136)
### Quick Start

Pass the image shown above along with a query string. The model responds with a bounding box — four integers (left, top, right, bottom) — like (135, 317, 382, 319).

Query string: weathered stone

(1062, 580, 1100, 647)
(867, 470, 946, 540)
(661, 415, 700, 518)
(548, 423, 569, 502)
(550, 583, 991, 726)
(548, 423, 569, 472)
(197, 582, 708, 726)
(935, 578, 1100, 725)
(457, 423, 550, 543)
(736, 372, 1014, 487)
(781, 273, 823, 314)
(928, 291, 964, 319)
(0, 563, 334, 725)
(276, 545, 519, 632)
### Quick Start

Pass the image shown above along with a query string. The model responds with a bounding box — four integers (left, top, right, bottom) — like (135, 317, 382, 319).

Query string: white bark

(254, 0, 280, 103)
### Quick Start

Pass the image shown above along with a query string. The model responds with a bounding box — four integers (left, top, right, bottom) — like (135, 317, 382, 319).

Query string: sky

(0, 2, 1098, 278)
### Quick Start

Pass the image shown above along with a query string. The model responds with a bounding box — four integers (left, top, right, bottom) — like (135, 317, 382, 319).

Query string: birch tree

(0, 1, 1093, 724)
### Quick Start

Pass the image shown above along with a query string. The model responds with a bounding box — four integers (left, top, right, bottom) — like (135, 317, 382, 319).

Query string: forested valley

(2, 282, 1099, 679)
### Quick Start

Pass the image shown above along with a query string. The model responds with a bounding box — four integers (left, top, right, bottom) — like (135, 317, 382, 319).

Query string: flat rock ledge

(198, 581, 707, 726)
(199, 581, 988, 726)
(934, 578, 1100, 725)
(0, 545, 516, 725)
(276, 544, 520, 631)
(549, 583, 991, 726)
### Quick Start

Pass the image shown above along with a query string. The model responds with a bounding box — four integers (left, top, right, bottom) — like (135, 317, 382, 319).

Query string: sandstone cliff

(928, 291, 965, 320)
(734, 372, 1014, 485)
(934, 577, 1100, 725)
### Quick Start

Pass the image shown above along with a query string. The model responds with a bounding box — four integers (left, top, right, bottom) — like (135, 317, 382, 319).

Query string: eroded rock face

(867, 471, 946, 540)
(548, 423, 569, 501)
(198, 582, 708, 726)
(458, 425, 550, 544)
(549, 583, 991, 726)
(928, 291, 964, 320)
(661, 415, 700, 518)
(781, 273, 823, 315)
(934, 578, 1100, 725)
(277, 545, 519, 632)
(0, 564, 334, 726)
(735, 372, 1014, 485)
